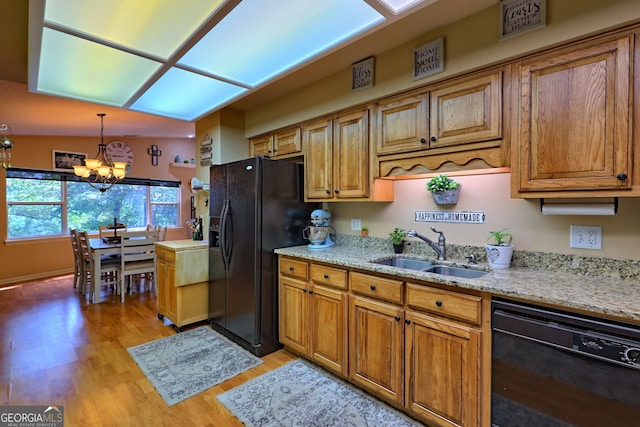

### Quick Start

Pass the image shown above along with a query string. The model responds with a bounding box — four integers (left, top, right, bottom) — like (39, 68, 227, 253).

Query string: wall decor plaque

(415, 210, 485, 224)
(413, 38, 444, 81)
(499, 0, 546, 40)
(352, 56, 375, 91)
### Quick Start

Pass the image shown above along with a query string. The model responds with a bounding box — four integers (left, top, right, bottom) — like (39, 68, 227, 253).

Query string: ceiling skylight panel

(178, 0, 384, 87)
(130, 68, 248, 121)
(37, 28, 162, 106)
(378, 0, 427, 14)
(43, 0, 225, 59)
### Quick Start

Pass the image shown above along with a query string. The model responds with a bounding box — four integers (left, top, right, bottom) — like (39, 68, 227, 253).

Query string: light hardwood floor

(0, 275, 297, 426)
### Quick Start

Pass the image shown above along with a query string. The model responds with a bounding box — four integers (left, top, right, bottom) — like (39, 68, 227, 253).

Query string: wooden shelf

(170, 162, 196, 169)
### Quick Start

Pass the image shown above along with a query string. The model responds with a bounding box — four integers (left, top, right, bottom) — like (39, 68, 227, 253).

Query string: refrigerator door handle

(224, 201, 233, 267)
(220, 200, 230, 271)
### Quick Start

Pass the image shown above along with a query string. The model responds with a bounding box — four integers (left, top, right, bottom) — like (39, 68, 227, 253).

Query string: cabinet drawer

(155, 246, 174, 262)
(310, 264, 347, 289)
(280, 257, 309, 280)
(350, 272, 403, 304)
(406, 282, 481, 325)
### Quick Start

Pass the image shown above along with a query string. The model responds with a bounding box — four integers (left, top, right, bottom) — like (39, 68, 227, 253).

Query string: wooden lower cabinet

(349, 295, 405, 404)
(279, 258, 348, 376)
(278, 256, 485, 426)
(155, 241, 209, 331)
(405, 310, 480, 427)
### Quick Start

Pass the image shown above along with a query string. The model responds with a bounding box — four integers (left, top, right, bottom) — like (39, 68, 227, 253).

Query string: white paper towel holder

(539, 198, 618, 215)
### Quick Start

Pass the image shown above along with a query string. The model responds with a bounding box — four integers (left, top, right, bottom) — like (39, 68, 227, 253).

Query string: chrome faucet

(407, 227, 446, 261)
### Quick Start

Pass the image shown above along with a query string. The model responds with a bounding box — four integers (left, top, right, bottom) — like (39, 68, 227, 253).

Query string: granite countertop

(275, 244, 640, 324)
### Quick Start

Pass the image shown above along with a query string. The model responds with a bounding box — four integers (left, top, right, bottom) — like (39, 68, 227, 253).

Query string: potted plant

(361, 227, 369, 238)
(485, 228, 514, 269)
(426, 174, 461, 205)
(389, 227, 407, 253)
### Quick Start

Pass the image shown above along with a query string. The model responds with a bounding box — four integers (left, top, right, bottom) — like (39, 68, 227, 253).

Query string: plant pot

(361, 230, 369, 237)
(431, 186, 461, 205)
(393, 242, 405, 254)
(485, 244, 514, 269)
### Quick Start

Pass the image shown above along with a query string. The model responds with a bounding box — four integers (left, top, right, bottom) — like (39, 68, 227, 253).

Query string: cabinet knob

(325, 189, 331, 194)
(435, 300, 443, 307)
(334, 189, 340, 193)
(420, 138, 426, 144)
(394, 316, 401, 322)
(303, 288, 308, 293)
(309, 290, 314, 295)
(323, 274, 329, 279)
(405, 319, 412, 325)
(617, 173, 628, 181)
(289, 266, 294, 271)
(430, 136, 436, 142)
(370, 285, 376, 291)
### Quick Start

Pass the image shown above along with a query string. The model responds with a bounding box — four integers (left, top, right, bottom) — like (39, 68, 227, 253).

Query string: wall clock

(105, 140, 135, 166)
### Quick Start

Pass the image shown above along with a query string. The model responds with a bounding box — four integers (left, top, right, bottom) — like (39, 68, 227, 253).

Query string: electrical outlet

(351, 218, 362, 231)
(570, 225, 602, 250)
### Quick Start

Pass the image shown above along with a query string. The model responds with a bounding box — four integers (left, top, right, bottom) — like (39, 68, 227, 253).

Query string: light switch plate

(351, 218, 362, 231)
(570, 225, 602, 250)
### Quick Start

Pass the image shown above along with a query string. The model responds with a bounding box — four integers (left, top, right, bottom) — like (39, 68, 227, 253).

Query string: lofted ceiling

(0, 0, 498, 138)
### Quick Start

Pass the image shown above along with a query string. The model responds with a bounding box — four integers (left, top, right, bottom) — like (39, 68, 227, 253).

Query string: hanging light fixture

(73, 113, 128, 192)
(0, 124, 13, 169)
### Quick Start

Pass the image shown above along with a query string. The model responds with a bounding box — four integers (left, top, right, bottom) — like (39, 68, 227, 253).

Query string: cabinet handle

(334, 189, 340, 193)
(289, 266, 294, 271)
(420, 138, 426, 144)
(370, 285, 376, 291)
(617, 173, 628, 181)
(325, 189, 331, 194)
(430, 136, 436, 142)
(303, 288, 308, 293)
(394, 316, 401, 322)
(435, 300, 443, 307)
(323, 274, 329, 279)
(405, 319, 412, 325)
(309, 290, 314, 295)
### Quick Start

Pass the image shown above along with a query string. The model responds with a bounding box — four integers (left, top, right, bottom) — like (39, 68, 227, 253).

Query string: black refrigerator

(208, 156, 316, 356)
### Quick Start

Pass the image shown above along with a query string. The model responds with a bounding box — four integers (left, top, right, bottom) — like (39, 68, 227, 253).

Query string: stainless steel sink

(371, 257, 488, 279)
(423, 265, 488, 279)
(371, 257, 435, 270)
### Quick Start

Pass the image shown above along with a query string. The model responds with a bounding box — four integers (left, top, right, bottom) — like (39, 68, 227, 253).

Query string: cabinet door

(156, 255, 169, 315)
(279, 275, 309, 355)
(516, 36, 632, 192)
(405, 311, 480, 427)
(249, 135, 273, 158)
(333, 109, 369, 199)
(304, 119, 333, 200)
(310, 285, 348, 376)
(273, 127, 302, 158)
(349, 296, 404, 404)
(377, 92, 429, 155)
(430, 71, 502, 149)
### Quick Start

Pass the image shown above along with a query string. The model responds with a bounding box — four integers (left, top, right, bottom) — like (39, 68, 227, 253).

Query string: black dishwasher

(491, 298, 640, 427)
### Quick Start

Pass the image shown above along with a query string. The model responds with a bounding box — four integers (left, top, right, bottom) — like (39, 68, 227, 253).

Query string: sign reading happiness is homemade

(415, 210, 485, 224)
(413, 38, 444, 80)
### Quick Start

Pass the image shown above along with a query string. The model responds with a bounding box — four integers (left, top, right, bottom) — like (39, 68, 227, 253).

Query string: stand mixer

(303, 209, 335, 249)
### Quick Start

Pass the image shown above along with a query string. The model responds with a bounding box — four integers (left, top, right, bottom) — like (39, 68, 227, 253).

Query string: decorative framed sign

(415, 210, 485, 224)
(413, 38, 444, 81)
(52, 150, 86, 171)
(200, 145, 212, 153)
(499, 0, 546, 40)
(352, 56, 375, 91)
(201, 135, 213, 146)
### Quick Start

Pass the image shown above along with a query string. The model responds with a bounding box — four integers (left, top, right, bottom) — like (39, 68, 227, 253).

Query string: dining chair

(76, 230, 119, 297)
(117, 229, 158, 303)
(69, 228, 81, 290)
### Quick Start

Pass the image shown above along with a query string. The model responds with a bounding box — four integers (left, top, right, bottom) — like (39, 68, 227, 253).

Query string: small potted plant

(361, 227, 369, 238)
(485, 228, 514, 269)
(426, 174, 461, 205)
(389, 227, 408, 253)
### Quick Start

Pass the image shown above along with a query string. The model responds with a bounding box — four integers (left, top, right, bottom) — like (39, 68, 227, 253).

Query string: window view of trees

(7, 177, 180, 239)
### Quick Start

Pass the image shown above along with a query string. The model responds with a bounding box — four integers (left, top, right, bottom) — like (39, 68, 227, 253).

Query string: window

(6, 169, 180, 239)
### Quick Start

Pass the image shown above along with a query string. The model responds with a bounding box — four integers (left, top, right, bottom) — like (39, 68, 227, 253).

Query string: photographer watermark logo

(0, 405, 64, 427)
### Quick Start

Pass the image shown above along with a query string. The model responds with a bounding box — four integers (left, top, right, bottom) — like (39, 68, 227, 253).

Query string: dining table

(89, 237, 121, 303)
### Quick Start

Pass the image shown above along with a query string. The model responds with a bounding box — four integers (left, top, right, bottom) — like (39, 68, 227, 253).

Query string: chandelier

(73, 113, 127, 192)
(0, 124, 13, 169)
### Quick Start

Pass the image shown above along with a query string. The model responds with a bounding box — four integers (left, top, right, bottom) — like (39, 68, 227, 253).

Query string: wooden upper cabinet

(430, 71, 502, 148)
(376, 92, 429, 155)
(514, 35, 633, 195)
(249, 126, 302, 159)
(304, 109, 370, 200)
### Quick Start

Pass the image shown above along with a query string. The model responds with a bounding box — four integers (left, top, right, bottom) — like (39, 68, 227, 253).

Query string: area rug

(217, 359, 423, 426)
(127, 326, 263, 406)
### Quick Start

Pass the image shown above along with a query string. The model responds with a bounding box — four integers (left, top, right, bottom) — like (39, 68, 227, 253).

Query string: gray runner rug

(127, 326, 262, 406)
(218, 358, 424, 426)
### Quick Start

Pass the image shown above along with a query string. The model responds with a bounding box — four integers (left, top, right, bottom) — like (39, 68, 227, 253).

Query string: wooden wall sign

(499, 0, 546, 40)
(413, 38, 444, 81)
(352, 56, 375, 91)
